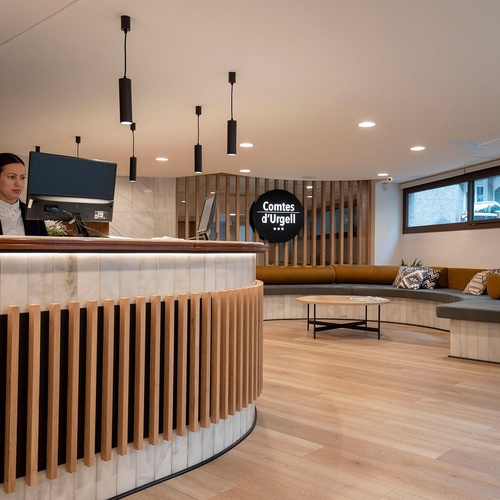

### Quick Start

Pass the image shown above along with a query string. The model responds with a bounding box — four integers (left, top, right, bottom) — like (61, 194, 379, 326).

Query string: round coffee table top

(297, 295, 390, 306)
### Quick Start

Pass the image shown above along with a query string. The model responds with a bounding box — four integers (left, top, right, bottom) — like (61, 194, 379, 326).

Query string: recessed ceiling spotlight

(378, 172, 389, 177)
(156, 157, 168, 161)
(358, 121, 376, 128)
(306, 185, 313, 189)
(307, 195, 313, 198)
(239, 168, 251, 173)
(410, 146, 425, 151)
(239, 142, 253, 148)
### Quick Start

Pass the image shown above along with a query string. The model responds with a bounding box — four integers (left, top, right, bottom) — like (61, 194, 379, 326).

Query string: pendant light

(227, 71, 237, 156)
(194, 105, 202, 173)
(119, 15, 133, 125)
(129, 122, 137, 182)
(75, 136, 81, 157)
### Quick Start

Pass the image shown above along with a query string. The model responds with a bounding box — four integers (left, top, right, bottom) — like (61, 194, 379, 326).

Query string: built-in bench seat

(263, 283, 500, 323)
(257, 265, 500, 363)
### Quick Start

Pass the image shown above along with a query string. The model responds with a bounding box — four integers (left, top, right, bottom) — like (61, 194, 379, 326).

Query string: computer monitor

(25, 151, 117, 235)
(196, 192, 218, 240)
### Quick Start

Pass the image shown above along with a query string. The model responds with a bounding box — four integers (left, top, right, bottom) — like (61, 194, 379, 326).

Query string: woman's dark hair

(0, 153, 25, 172)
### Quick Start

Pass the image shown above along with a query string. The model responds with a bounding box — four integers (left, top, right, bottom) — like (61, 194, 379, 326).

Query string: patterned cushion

(463, 269, 500, 295)
(420, 267, 441, 290)
(392, 266, 426, 289)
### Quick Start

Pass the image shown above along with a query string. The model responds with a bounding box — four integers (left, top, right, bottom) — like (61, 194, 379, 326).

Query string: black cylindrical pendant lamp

(119, 15, 133, 125)
(194, 144, 202, 173)
(129, 122, 137, 182)
(194, 105, 203, 172)
(227, 119, 237, 156)
(129, 156, 137, 182)
(119, 77, 133, 125)
(227, 72, 237, 156)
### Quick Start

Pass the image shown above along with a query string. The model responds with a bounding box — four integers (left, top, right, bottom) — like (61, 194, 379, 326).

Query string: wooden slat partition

(210, 292, 221, 424)
(84, 300, 98, 467)
(176, 294, 188, 436)
(199, 292, 211, 428)
(26, 304, 41, 486)
(177, 174, 372, 265)
(4, 306, 20, 494)
(242, 288, 250, 407)
(1, 280, 264, 492)
(219, 290, 229, 420)
(189, 293, 201, 433)
(101, 300, 114, 461)
(149, 295, 161, 445)
(248, 288, 255, 404)
(117, 297, 130, 455)
(228, 289, 237, 415)
(329, 181, 336, 265)
(257, 282, 264, 394)
(134, 296, 146, 450)
(236, 287, 244, 412)
(163, 295, 175, 441)
(46, 303, 61, 479)
(66, 301, 80, 473)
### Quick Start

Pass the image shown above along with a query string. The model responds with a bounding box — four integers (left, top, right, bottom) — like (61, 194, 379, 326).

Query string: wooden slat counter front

(0, 236, 267, 499)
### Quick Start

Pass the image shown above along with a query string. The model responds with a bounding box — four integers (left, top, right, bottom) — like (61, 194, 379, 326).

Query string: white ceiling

(2, 0, 500, 183)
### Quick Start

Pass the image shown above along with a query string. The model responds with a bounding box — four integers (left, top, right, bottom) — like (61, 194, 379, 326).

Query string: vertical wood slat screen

(46, 303, 61, 479)
(149, 295, 162, 445)
(163, 295, 175, 441)
(177, 174, 372, 265)
(189, 293, 201, 433)
(117, 297, 130, 456)
(134, 296, 146, 450)
(66, 302, 80, 474)
(1, 281, 263, 493)
(4, 306, 20, 494)
(26, 304, 41, 486)
(101, 300, 115, 461)
(84, 300, 98, 468)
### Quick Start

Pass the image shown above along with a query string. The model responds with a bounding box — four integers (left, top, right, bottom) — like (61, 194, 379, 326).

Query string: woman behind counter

(0, 153, 48, 236)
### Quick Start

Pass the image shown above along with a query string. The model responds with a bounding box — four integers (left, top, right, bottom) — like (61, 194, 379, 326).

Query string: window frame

(403, 165, 500, 234)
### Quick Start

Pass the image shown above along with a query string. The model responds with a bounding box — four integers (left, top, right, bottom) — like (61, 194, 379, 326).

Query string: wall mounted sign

(250, 189, 304, 243)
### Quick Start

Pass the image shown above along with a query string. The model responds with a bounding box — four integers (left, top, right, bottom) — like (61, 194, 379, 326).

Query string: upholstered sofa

(256, 265, 500, 363)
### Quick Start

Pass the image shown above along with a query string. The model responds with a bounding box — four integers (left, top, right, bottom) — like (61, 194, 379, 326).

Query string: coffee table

(296, 295, 390, 339)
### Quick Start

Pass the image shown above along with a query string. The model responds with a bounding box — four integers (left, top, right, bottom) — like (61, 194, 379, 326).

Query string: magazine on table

(349, 296, 389, 302)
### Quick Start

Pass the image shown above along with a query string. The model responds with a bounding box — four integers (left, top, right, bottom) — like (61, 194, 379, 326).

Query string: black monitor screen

(196, 192, 218, 240)
(25, 151, 117, 222)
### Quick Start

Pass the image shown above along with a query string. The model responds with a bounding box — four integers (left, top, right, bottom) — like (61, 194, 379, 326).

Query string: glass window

(403, 165, 500, 233)
(406, 183, 467, 227)
(472, 175, 500, 221)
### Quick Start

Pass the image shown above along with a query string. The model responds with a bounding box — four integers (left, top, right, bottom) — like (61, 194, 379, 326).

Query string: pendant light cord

(197, 114, 200, 145)
(123, 30, 128, 78)
(131, 123, 135, 156)
(230, 82, 234, 120)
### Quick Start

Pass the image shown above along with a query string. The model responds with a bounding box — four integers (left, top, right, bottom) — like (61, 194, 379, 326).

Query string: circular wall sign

(250, 189, 304, 243)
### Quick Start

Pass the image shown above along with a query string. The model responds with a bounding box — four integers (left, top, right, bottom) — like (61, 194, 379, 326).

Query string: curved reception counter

(0, 237, 267, 499)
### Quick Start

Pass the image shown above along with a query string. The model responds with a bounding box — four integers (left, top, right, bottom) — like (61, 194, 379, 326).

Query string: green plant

(401, 258, 422, 267)
(45, 220, 67, 236)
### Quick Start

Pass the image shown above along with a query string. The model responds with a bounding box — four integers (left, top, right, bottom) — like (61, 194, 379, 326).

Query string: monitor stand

(74, 214, 90, 237)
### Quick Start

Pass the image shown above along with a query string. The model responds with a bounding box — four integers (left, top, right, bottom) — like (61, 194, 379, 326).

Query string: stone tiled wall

(110, 176, 177, 238)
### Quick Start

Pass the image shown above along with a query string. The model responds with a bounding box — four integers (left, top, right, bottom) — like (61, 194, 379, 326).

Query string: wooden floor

(126, 320, 500, 500)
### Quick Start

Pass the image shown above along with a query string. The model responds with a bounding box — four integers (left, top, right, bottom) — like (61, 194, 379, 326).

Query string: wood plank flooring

(125, 320, 500, 500)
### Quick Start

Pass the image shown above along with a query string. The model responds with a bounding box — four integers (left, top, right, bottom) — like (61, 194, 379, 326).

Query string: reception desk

(0, 236, 267, 499)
